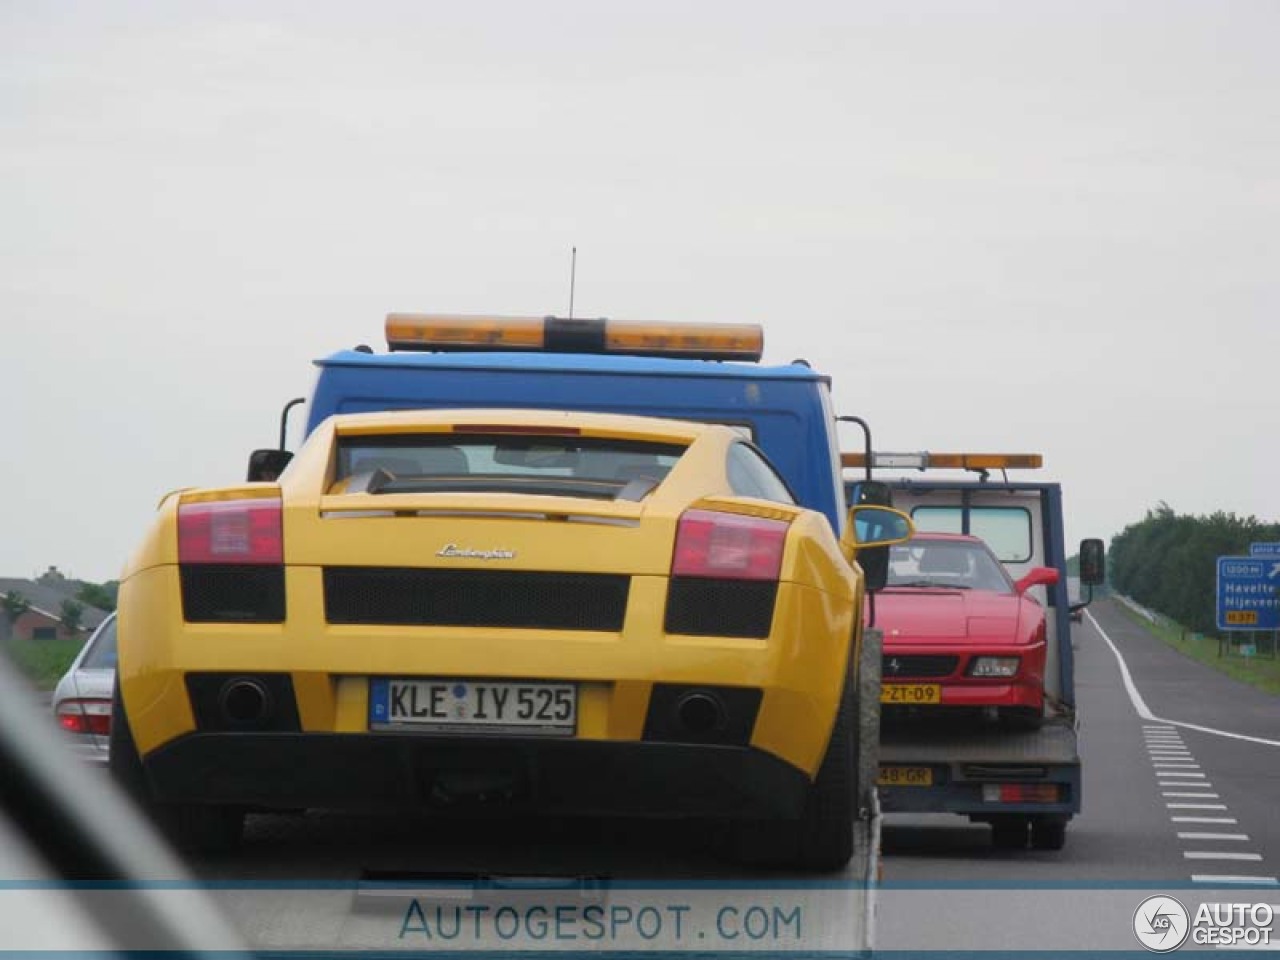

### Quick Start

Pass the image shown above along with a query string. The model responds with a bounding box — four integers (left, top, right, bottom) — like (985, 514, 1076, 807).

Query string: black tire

(990, 817, 1030, 850)
(108, 680, 151, 804)
(733, 680, 858, 871)
(108, 681, 244, 856)
(1030, 818, 1067, 851)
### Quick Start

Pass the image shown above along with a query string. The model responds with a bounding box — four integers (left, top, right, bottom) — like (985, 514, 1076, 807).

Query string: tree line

(1108, 503, 1280, 636)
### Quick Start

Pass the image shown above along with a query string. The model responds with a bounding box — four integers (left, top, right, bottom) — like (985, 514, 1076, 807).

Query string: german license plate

(878, 766, 934, 787)
(369, 678, 577, 735)
(881, 683, 942, 704)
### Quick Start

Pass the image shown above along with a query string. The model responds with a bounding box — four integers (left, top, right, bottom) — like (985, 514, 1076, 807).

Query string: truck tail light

(671, 509, 788, 581)
(178, 498, 283, 564)
(57, 698, 112, 736)
(983, 783, 1061, 804)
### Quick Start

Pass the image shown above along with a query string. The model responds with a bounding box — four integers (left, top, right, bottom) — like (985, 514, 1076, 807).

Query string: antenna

(568, 246, 577, 319)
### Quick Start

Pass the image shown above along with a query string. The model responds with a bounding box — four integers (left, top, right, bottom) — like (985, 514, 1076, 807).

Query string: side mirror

(1015, 566, 1060, 595)
(849, 505, 913, 547)
(247, 449, 294, 482)
(1079, 538, 1106, 586)
(845, 505, 914, 594)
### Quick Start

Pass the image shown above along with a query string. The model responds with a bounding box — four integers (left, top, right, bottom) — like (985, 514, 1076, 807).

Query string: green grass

(1115, 601, 1280, 696)
(3, 635, 84, 689)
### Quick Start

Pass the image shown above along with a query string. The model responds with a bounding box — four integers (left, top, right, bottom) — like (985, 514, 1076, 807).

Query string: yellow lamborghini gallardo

(111, 408, 910, 868)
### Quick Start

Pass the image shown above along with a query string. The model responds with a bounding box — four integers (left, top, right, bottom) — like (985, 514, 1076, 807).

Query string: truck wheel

(109, 682, 244, 856)
(1030, 818, 1067, 851)
(733, 680, 857, 871)
(990, 817, 1029, 850)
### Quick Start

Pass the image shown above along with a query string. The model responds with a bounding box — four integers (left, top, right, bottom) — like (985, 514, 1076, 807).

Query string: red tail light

(56, 699, 112, 736)
(986, 783, 1061, 804)
(672, 509, 788, 581)
(178, 498, 283, 564)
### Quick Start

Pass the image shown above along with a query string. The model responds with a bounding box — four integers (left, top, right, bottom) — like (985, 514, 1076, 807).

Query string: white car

(51, 612, 116, 763)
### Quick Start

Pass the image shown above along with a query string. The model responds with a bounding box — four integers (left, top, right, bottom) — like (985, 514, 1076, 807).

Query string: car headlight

(968, 656, 1020, 677)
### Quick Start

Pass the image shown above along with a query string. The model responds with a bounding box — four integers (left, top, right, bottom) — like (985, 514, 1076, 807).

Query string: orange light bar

(841, 452, 1043, 471)
(386, 314, 544, 351)
(604, 321, 763, 360)
(385, 314, 763, 362)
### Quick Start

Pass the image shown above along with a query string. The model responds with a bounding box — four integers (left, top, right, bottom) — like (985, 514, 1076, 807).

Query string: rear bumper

(141, 732, 812, 820)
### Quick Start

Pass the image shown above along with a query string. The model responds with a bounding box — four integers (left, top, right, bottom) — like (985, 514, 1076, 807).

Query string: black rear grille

(882, 654, 958, 678)
(323, 567, 629, 631)
(664, 577, 777, 639)
(181, 564, 285, 623)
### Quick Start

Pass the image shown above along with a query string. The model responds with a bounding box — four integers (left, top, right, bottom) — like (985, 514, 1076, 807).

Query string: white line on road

(1178, 833, 1250, 841)
(1184, 852, 1265, 861)
(1168, 803, 1229, 809)
(1160, 771, 1206, 778)
(1173, 816, 1238, 824)
(1153, 763, 1201, 769)
(1161, 782, 1213, 788)
(1164, 792, 1221, 798)
(1089, 609, 1280, 747)
(1191, 875, 1279, 885)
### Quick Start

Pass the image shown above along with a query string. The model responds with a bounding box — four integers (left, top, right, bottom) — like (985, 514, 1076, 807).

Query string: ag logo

(1133, 895, 1190, 952)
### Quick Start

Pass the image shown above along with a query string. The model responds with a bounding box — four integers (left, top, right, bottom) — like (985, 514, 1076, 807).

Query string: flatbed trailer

(844, 464, 1092, 850)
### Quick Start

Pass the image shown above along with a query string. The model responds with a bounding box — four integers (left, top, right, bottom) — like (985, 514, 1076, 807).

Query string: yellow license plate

(878, 766, 934, 787)
(881, 683, 941, 704)
(1226, 610, 1258, 626)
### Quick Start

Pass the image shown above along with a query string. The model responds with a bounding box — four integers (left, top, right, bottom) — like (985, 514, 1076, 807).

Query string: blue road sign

(1250, 542, 1280, 559)
(1217, 556, 1280, 631)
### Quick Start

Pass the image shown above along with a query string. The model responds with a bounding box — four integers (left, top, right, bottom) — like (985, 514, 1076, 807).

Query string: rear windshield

(81, 616, 117, 670)
(334, 433, 687, 501)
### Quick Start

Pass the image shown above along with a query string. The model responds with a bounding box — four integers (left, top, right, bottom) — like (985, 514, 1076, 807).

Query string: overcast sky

(3, 1, 1277, 583)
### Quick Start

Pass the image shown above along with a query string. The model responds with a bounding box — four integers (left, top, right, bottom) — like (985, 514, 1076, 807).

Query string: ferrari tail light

(178, 498, 283, 564)
(672, 509, 788, 581)
(56, 698, 112, 736)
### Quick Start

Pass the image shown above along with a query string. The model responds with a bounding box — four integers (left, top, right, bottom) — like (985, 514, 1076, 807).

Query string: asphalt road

(63, 595, 1279, 952)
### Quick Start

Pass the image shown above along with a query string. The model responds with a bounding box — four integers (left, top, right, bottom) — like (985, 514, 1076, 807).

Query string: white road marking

(1168, 803, 1229, 809)
(1161, 781, 1213, 788)
(1184, 852, 1265, 861)
(1191, 875, 1279, 885)
(1173, 816, 1238, 824)
(1089, 609, 1280, 747)
(1164, 792, 1221, 798)
(1178, 832, 1250, 841)
(1153, 763, 1201, 769)
(1162, 771, 1206, 778)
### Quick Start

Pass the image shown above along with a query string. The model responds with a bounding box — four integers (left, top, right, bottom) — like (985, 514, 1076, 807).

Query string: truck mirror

(247, 449, 294, 482)
(860, 546, 890, 593)
(849, 480, 893, 508)
(1079, 538, 1106, 586)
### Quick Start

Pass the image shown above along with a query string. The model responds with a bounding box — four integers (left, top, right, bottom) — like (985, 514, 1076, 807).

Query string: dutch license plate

(881, 683, 942, 704)
(878, 766, 934, 787)
(370, 678, 577, 735)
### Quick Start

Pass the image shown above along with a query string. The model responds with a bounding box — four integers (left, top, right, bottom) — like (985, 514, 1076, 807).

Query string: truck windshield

(886, 540, 1014, 593)
(334, 434, 686, 501)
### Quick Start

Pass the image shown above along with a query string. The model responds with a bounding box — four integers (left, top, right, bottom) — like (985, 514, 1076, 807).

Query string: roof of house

(0, 578, 110, 631)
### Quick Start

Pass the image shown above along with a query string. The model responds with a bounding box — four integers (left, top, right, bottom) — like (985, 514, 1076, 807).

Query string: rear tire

(1030, 818, 1067, 851)
(990, 816, 1030, 850)
(734, 680, 858, 871)
(108, 682, 244, 856)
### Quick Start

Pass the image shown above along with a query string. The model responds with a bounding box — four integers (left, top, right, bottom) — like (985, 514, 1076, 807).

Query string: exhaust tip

(675, 691, 725, 736)
(219, 678, 272, 726)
